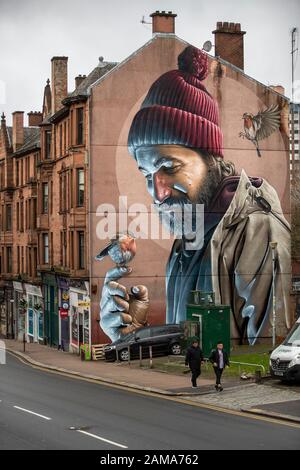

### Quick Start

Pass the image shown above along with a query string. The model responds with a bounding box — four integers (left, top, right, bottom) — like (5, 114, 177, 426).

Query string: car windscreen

(283, 323, 300, 346)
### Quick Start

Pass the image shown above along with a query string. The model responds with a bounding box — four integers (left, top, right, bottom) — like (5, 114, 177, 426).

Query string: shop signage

(59, 308, 69, 318)
(78, 301, 90, 308)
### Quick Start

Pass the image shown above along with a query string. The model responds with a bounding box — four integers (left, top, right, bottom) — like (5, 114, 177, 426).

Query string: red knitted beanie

(128, 45, 223, 158)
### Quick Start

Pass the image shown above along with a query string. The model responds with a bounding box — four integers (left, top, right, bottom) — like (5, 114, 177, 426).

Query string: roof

(63, 60, 117, 104)
(11, 127, 40, 157)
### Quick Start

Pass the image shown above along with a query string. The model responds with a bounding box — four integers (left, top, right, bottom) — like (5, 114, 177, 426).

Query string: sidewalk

(3, 339, 215, 395)
(3, 340, 300, 424)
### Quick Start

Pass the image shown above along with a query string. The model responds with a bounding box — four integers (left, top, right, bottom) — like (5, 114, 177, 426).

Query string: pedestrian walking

(209, 341, 230, 391)
(185, 338, 204, 388)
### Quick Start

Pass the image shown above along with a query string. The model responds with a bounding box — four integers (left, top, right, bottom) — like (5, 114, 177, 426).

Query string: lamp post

(270, 242, 278, 348)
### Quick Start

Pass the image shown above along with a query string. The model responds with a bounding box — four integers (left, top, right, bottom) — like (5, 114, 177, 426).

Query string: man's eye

(162, 166, 181, 175)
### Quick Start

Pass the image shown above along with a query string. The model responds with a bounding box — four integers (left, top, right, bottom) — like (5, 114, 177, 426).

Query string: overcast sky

(0, 0, 299, 125)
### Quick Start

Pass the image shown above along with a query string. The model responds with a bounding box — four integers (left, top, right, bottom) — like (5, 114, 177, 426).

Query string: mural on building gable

(239, 104, 281, 157)
(98, 45, 291, 346)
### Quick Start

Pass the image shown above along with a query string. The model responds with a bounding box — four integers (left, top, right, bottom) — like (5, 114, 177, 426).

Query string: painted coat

(166, 170, 291, 344)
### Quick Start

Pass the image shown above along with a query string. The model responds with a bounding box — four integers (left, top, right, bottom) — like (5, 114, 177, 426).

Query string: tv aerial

(140, 15, 151, 25)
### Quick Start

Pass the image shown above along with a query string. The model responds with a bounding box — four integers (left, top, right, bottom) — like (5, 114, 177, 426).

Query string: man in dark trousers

(209, 341, 230, 391)
(185, 338, 204, 388)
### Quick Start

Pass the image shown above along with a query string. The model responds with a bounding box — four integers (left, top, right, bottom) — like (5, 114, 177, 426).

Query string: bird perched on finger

(239, 104, 281, 157)
(95, 232, 136, 267)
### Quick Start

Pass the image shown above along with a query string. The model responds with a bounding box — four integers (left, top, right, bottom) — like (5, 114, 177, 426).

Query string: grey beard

(155, 169, 220, 237)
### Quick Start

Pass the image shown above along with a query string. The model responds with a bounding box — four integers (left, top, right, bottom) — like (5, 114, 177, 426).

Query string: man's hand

(99, 266, 149, 342)
(213, 362, 218, 367)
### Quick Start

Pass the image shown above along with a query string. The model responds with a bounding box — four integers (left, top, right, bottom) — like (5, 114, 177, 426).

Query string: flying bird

(95, 232, 136, 267)
(239, 104, 281, 157)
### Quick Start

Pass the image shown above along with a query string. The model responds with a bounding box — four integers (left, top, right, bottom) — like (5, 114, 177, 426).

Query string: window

(33, 247, 37, 278)
(17, 246, 20, 273)
(70, 169, 73, 208)
(64, 121, 67, 153)
(70, 231, 74, 269)
(42, 183, 48, 214)
(21, 246, 24, 272)
(43, 233, 49, 264)
(16, 202, 19, 231)
(45, 130, 51, 159)
(20, 201, 24, 232)
(16, 161, 19, 186)
(59, 124, 63, 156)
(76, 108, 84, 145)
(6, 246, 12, 273)
(6, 204, 12, 231)
(0, 163, 4, 190)
(20, 159, 24, 186)
(78, 231, 84, 269)
(32, 198, 37, 229)
(7, 246, 12, 273)
(77, 169, 84, 207)
(50, 232, 53, 265)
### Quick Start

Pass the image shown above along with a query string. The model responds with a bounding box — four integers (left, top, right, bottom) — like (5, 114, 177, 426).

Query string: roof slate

(63, 61, 117, 103)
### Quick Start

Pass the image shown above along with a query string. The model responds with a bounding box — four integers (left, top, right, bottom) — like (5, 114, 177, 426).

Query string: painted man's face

(135, 144, 208, 204)
(135, 144, 216, 236)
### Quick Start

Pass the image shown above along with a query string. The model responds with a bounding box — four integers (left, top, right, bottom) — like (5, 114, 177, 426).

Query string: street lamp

(270, 241, 278, 348)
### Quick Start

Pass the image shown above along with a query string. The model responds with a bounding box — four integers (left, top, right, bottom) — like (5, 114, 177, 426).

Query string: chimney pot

(12, 111, 24, 151)
(213, 21, 246, 70)
(27, 111, 43, 126)
(150, 10, 177, 34)
(75, 74, 86, 88)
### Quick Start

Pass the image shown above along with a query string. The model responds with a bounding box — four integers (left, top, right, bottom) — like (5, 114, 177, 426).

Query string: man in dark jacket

(209, 341, 230, 391)
(185, 338, 204, 388)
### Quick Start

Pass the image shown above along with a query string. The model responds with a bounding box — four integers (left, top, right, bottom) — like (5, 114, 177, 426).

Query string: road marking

(13, 405, 52, 421)
(7, 350, 300, 429)
(76, 429, 128, 448)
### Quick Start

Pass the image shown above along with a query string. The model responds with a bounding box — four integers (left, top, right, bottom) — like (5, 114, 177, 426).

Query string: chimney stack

(212, 22, 246, 70)
(150, 11, 177, 34)
(75, 74, 86, 88)
(27, 111, 43, 127)
(12, 111, 24, 151)
(51, 56, 68, 114)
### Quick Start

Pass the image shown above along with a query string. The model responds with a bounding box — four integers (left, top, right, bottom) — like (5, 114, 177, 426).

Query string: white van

(270, 318, 300, 382)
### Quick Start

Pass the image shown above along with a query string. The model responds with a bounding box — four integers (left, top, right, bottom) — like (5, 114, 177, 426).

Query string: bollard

(255, 370, 262, 383)
(128, 346, 131, 366)
(149, 345, 153, 369)
(23, 333, 26, 353)
(139, 345, 142, 367)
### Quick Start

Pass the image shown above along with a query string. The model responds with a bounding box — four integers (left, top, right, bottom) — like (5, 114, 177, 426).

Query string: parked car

(270, 318, 300, 382)
(104, 324, 184, 362)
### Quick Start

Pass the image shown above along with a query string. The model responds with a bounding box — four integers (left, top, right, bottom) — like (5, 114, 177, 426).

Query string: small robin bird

(239, 104, 281, 157)
(95, 232, 136, 266)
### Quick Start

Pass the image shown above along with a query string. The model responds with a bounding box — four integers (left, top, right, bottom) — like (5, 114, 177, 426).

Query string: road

(0, 354, 299, 450)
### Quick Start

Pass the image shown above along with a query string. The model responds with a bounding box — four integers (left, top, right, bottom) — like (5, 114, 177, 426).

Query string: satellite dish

(202, 40, 213, 53)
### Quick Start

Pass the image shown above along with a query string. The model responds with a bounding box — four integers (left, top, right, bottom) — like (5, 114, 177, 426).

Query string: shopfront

(57, 277, 70, 351)
(13, 281, 25, 341)
(69, 280, 90, 354)
(25, 283, 43, 343)
(42, 273, 59, 347)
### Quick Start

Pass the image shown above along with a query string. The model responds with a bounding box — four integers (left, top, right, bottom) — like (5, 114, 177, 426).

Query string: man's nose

(153, 172, 172, 203)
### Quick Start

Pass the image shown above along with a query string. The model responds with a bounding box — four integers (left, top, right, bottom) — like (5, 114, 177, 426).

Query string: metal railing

(230, 360, 266, 375)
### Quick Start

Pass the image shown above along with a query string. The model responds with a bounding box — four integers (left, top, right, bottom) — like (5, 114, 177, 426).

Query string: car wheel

(119, 349, 130, 361)
(170, 343, 181, 355)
